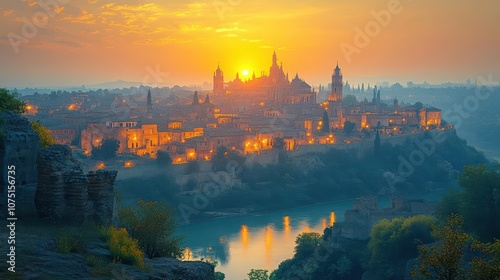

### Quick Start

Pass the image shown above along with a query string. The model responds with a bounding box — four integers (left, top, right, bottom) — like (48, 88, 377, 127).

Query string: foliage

(368, 215, 436, 278)
(436, 164, 500, 241)
(86, 254, 115, 277)
(458, 164, 500, 241)
(214, 271, 226, 280)
(55, 229, 82, 254)
(374, 129, 381, 153)
(412, 214, 470, 280)
(0, 88, 25, 114)
(273, 137, 285, 150)
(343, 121, 355, 135)
(468, 239, 500, 279)
(156, 150, 172, 166)
(92, 138, 120, 160)
(31, 120, 55, 148)
(321, 110, 329, 133)
(247, 269, 269, 280)
(294, 232, 322, 259)
(105, 226, 145, 268)
(212, 145, 245, 172)
(119, 199, 183, 258)
(342, 94, 358, 107)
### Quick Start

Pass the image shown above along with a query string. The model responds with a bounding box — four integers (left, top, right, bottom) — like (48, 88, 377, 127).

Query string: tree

(437, 165, 500, 241)
(119, 199, 183, 258)
(342, 94, 358, 108)
(294, 232, 322, 259)
(322, 110, 329, 133)
(374, 129, 381, 153)
(247, 269, 269, 280)
(458, 164, 500, 241)
(468, 239, 500, 279)
(368, 215, 436, 278)
(31, 120, 55, 148)
(273, 137, 285, 150)
(0, 88, 25, 114)
(92, 138, 120, 160)
(343, 121, 355, 135)
(412, 214, 470, 280)
(156, 150, 172, 166)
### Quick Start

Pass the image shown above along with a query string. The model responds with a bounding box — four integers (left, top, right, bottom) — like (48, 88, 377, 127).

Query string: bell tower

(328, 62, 343, 102)
(213, 63, 224, 95)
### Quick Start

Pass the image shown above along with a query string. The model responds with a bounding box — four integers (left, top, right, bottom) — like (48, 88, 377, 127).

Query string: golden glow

(242, 69, 249, 76)
(124, 161, 133, 168)
(330, 212, 336, 227)
(241, 225, 249, 249)
(182, 247, 193, 260)
(96, 162, 105, 170)
(68, 104, 76, 110)
(321, 218, 327, 229)
(26, 105, 32, 110)
(264, 225, 273, 267)
(283, 216, 290, 236)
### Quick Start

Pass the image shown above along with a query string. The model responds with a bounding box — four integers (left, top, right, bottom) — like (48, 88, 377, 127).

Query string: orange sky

(1, 0, 499, 88)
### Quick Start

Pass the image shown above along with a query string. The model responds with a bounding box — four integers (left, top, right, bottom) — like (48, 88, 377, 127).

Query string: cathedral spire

(204, 94, 210, 104)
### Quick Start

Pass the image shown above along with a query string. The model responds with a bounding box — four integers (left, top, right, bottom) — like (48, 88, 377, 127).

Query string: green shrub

(105, 226, 145, 268)
(55, 229, 82, 254)
(86, 254, 115, 278)
(119, 199, 183, 258)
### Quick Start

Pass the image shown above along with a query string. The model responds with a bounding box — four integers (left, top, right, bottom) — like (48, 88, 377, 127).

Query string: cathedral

(212, 51, 317, 106)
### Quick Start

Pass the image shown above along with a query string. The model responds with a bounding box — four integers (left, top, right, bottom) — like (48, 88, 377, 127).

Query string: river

(177, 192, 444, 279)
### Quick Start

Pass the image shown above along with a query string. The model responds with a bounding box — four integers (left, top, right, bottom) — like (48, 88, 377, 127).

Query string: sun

(242, 69, 249, 76)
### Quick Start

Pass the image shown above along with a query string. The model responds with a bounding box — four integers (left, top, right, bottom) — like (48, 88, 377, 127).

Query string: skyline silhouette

(1, 0, 499, 87)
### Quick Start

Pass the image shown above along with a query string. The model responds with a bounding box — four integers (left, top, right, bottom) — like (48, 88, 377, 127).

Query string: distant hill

(85, 79, 144, 89)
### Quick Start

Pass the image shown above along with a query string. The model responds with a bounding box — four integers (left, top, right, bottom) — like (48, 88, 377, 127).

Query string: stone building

(331, 196, 436, 241)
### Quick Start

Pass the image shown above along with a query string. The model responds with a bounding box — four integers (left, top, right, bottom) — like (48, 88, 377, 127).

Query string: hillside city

(19, 52, 443, 165)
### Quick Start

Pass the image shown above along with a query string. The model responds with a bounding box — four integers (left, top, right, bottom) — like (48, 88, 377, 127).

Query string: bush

(55, 229, 82, 254)
(156, 150, 172, 166)
(119, 199, 183, 258)
(105, 226, 145, 268)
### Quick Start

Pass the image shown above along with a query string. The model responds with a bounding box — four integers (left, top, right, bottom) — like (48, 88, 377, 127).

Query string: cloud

(3, 10, 14, 17)
(61, 9, 95, 24)
(216, 26, 247, 33)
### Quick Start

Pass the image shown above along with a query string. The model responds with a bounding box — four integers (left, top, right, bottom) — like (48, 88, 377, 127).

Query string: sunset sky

(1, 0, 499, 88)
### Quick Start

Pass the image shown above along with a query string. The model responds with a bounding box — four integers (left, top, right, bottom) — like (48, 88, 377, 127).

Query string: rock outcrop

(0, 111, 40, 186)
(35, 145, 117, 225)
(0, 111, 40, 217)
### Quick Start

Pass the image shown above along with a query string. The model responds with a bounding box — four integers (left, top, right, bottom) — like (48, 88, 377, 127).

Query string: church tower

(213, 63, 224, 95)
(328, 62, 343, 102)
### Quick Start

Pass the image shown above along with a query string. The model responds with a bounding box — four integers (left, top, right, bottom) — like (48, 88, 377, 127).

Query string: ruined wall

(0, 111, 40, 217)
(87, 170, 118, 225)
(332, 196, 436, 241)
(35, 145, 117, 225)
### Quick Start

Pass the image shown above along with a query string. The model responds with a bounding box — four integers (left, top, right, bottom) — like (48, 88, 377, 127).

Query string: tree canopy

(437, 164, 500, 241)
(0, 88, 25, 114)
(31, 120, 55, 148)
(118, 199, 183, 258)
(92, 138, 120, 160)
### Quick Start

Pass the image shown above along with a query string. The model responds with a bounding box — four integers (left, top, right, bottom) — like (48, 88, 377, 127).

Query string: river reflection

(178, 193, 441, 279)
(177, 198, 364, 279)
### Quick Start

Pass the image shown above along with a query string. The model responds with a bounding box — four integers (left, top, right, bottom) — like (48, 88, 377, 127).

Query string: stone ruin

(0, 111, 40, 188)
(331, 196, 436, 241)
(0, 111, 40, 217)
(35, 145, 117, 225)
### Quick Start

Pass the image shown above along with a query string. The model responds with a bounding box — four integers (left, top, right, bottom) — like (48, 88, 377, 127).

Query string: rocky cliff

(0, 111, 40, 217)
(35, 145, 117, 225)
